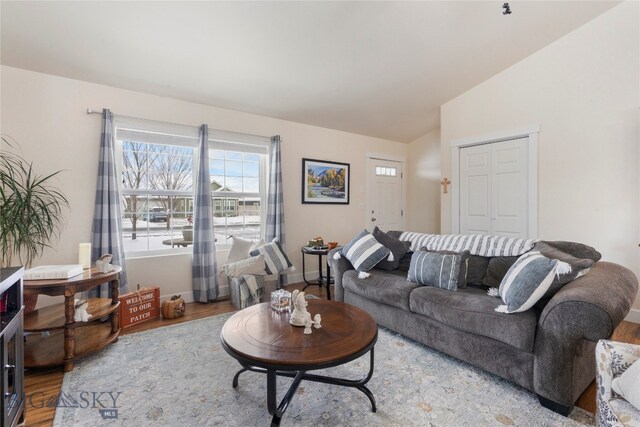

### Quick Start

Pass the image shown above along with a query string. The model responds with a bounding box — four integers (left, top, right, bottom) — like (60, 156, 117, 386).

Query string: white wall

(406, 128, 441, 233)
(1, 65, 407, 304)
(440, 2, 640, 311)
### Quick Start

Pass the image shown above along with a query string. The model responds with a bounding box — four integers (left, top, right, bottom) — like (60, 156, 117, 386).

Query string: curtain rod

(86, 108, 274, 141)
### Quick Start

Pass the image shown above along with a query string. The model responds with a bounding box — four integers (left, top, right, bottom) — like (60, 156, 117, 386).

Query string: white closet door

(459, 138, 529, 237)
(460, 144, 492, 234)
(491, 138, 528, 237)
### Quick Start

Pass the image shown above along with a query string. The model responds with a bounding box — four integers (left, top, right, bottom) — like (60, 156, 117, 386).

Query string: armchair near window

(596, 340, 640, 427)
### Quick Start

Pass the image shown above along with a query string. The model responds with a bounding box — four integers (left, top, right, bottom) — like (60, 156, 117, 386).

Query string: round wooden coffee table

(220, 299, 378, 426)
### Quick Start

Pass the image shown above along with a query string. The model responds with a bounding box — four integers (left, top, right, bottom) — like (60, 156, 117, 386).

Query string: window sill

(125, 246, 231, 260)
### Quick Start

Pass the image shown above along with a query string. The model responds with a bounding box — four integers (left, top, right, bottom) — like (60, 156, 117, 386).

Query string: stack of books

(24, 265, 84, 280)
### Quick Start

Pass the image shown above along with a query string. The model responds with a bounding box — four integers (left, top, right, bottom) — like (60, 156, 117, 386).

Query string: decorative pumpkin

(161, 295, 186, 319)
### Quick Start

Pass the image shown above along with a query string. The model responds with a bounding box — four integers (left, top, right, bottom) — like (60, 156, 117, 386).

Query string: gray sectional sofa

(328, 234, 638, 415)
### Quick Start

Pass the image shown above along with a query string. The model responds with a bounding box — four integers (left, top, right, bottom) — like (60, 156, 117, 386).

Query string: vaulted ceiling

(1, 1, 618, 142)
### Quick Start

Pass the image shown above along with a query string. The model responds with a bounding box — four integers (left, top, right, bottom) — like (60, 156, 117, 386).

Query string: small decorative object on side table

(271, 289, 291, 312)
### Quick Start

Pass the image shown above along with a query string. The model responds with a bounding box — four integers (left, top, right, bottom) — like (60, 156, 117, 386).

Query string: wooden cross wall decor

(440, 177, 451, 194)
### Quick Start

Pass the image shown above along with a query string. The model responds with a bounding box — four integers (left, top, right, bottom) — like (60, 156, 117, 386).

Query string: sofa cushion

(409, 286, 538, 351)
(343, 269, 420, 311)
(408, 250, 469, 291)
(483, 256, 519, 287)
(397, 250, 413, 272)
(533, 241, 596, 297)
(467, 255, 490, 286)
(340, 229, 391, 272)
(373, 226, 410, 271)
(542, 240, 601, 262)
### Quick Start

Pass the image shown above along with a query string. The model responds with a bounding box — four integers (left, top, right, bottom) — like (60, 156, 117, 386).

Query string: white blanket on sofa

(399, 232, 535, 257)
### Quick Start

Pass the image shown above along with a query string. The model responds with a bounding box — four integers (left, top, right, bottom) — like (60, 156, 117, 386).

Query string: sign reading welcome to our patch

(118, 287, 160, 329)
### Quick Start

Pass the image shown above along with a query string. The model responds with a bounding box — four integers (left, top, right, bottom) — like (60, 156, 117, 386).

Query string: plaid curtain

(192, 124, 219, 302)
(265, 135, 287, 286)
(90, 108, 128, 297)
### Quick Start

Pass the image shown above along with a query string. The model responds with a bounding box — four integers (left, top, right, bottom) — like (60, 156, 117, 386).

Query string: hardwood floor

(23, 281, 640, 426)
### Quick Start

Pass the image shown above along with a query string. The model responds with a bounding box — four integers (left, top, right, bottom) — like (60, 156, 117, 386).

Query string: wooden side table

(300, 246, 336, 300)
(23, 265, 121, 372)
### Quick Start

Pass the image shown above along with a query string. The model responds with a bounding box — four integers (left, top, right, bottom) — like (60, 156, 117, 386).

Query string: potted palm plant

(1, 136, 68, 311)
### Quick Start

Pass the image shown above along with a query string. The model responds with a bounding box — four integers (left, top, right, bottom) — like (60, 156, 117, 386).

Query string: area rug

(53, 312, 594, 426)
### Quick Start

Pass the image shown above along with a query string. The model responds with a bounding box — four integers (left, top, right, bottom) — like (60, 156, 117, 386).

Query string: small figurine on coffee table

(290, 290, 311, 326)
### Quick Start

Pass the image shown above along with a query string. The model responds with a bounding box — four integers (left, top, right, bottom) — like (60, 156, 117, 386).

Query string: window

(375, 166, 397, 177)
(116, 119, 268, 255)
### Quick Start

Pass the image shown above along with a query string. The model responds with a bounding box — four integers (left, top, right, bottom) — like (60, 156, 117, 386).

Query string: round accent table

(300, 246, 337, 299)
(220, 299, 378, 426)
(23, 265, 121, 372)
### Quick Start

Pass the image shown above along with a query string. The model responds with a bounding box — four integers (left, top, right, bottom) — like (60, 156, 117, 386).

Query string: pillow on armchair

(250, 240, 294, 275)
(612, 358, 640, 412)
(226, 236, 263, 264)
(223, 254, 266, 277)
(596, 340, 640, 427)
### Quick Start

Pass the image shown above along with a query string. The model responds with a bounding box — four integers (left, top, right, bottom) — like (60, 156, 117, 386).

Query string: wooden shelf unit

(24, 298, 119, 331)
(24, 323, 118, 368)
(23, 266, 122, 372)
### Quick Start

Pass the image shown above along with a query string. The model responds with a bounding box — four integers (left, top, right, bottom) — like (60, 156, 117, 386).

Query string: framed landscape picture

(302, 158, 350, 204)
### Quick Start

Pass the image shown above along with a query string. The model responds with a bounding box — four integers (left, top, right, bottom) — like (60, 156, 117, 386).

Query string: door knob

(371, 217, 377, 221)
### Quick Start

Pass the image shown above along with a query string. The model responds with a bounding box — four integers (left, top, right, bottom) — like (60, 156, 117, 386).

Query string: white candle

(78, 243, 92, 269)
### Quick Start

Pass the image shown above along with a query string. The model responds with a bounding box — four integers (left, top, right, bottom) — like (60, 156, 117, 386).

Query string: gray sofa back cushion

(534, 241, 596, 297)
(483, 256, 520, 287)
(467, 255, 491, 286)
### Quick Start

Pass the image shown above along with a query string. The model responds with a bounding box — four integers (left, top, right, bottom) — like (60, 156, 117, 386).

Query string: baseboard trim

(625, 308, 640, 324)
(160, 285, 230, 305)
(158, 271, 321, 305)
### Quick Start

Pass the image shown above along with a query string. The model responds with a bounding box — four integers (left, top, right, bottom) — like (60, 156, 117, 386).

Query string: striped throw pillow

(250, 241, 293, 275)
(341, 230, 391, 272)
(407, 251, 466, 291)
(495, 251, 568, 314)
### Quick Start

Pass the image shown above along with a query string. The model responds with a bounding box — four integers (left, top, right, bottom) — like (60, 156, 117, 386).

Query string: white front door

(367, 159, 403, 232)
(459, 137, 529, 237)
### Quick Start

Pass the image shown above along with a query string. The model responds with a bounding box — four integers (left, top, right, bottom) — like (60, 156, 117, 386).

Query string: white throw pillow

(223, 254, 266, 278)
(226, 237, 263, 264)
(612, 358, 640, 411)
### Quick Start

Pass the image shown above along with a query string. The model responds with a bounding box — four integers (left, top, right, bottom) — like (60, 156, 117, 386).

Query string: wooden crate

(118, 287, 160, 329)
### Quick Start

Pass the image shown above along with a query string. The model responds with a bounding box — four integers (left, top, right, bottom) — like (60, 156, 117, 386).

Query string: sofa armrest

(534, 261, 638, 407)
(327, 248, 354, 302)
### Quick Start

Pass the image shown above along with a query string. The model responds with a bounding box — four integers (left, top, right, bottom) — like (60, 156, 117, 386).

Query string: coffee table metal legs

(231, 348, 376, 426)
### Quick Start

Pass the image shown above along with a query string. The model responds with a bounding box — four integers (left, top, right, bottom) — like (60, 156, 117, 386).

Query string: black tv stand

(1, 267, 25, 427)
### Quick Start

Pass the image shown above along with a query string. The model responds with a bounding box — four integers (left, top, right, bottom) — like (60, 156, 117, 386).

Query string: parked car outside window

(142, 207, 168, 222)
